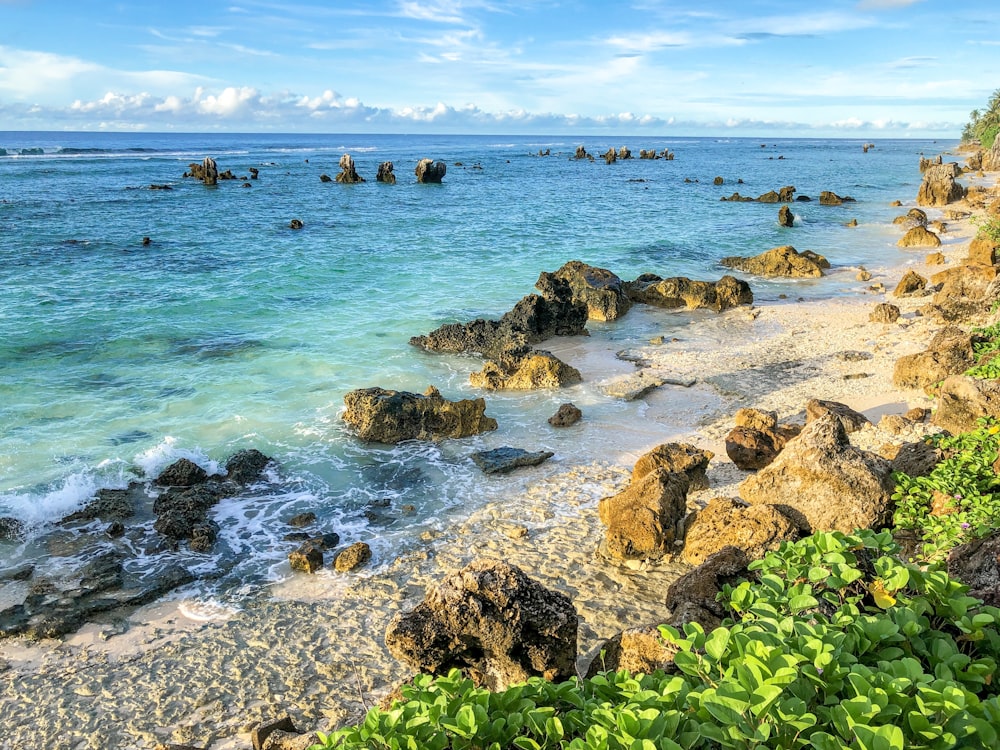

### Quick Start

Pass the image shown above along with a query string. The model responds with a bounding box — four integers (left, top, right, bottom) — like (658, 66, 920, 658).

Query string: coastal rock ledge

(342, 385, 497, 443)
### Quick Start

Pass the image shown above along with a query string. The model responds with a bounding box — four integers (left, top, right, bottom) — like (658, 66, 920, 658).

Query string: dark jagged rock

(415, 158, 446, 183)
(248, 167, 259, 180)
(0, 554, 195, 640)
(289, 218, 304, 230)
(411, 277, 587, 360)
(226, 448, 272, 485)
(778, 204, 795, 227)
(470, 446, 554, 474)
(62, 485, 139, 524)
(319, 173, 332, 183)
(548, 402, 582, 427)
(947, 532, 1000, 606)
(665, 546, 750, 632)
(153, 485, 225, 545)
(385, 559, 578, 690)
(376, 161, 396, 184)
(155, 458, 209, 487)
(626, 274, 753, 311)
(0, 516, 25, 541)
(342, 385, 497, 443)
(335, 153, 365, 184)
(548, 260, 632, 321)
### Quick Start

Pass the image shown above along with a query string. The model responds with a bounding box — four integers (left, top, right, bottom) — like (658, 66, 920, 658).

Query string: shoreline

(1, 147, 995, 749)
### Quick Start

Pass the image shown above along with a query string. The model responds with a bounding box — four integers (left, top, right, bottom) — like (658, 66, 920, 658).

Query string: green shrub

(312, 532, 1000, 750)
(892, 422, 1000, 560)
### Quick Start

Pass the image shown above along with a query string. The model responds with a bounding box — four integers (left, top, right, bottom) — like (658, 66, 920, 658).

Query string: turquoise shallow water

(0, 131, 951, 595)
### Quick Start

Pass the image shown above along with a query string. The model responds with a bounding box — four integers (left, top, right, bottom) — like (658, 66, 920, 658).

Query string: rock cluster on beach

(0, 449, 273, 640)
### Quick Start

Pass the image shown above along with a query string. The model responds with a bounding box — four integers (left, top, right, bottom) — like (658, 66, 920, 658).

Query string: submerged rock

(470, 446, 554, 474)
(548, 402, 582, 427)
(385, 559, 578, 690)
(342, 386, 497, 443)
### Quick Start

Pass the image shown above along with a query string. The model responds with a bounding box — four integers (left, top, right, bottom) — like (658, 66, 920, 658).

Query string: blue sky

(1, 0, 998, 136)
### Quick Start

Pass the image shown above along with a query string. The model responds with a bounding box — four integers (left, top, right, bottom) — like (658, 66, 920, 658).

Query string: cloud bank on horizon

(0, 0, 997, 136)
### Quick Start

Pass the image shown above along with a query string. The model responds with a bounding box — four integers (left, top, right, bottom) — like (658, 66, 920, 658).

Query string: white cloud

(196, 86, 260, 116)
(397, 0, 468, 24)
(857, 0, 924, 9)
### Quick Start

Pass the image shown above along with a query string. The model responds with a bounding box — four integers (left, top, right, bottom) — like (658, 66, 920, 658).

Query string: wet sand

(0, 167, 993, 749)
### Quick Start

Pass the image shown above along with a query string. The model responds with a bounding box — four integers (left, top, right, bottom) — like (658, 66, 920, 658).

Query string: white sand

(1, 167, 995, 749)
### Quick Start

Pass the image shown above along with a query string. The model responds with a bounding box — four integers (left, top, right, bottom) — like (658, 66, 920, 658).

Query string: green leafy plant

(893, 422, 1000, 560)
(312, 531, 1000, 750)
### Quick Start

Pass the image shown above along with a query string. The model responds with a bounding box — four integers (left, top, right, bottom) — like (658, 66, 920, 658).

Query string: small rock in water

(601, 372, 666, 401)
(289, 542, 324, 573)
(471, 446, 555, 474)
(287, 512, 316, 528)
(334, 541, 372, 572)
(548, 403, 582, 427)
(289, 218, 304, 230)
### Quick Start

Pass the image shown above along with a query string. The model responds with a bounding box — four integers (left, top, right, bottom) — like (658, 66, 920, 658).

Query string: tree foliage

(963, 88, 1000, 149)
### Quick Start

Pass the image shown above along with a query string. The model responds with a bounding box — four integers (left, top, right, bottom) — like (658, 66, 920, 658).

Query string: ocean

(0, 131, 950, 612)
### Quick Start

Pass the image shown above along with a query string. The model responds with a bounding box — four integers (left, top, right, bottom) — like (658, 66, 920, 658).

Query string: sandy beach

(1, 153, 995, 750)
